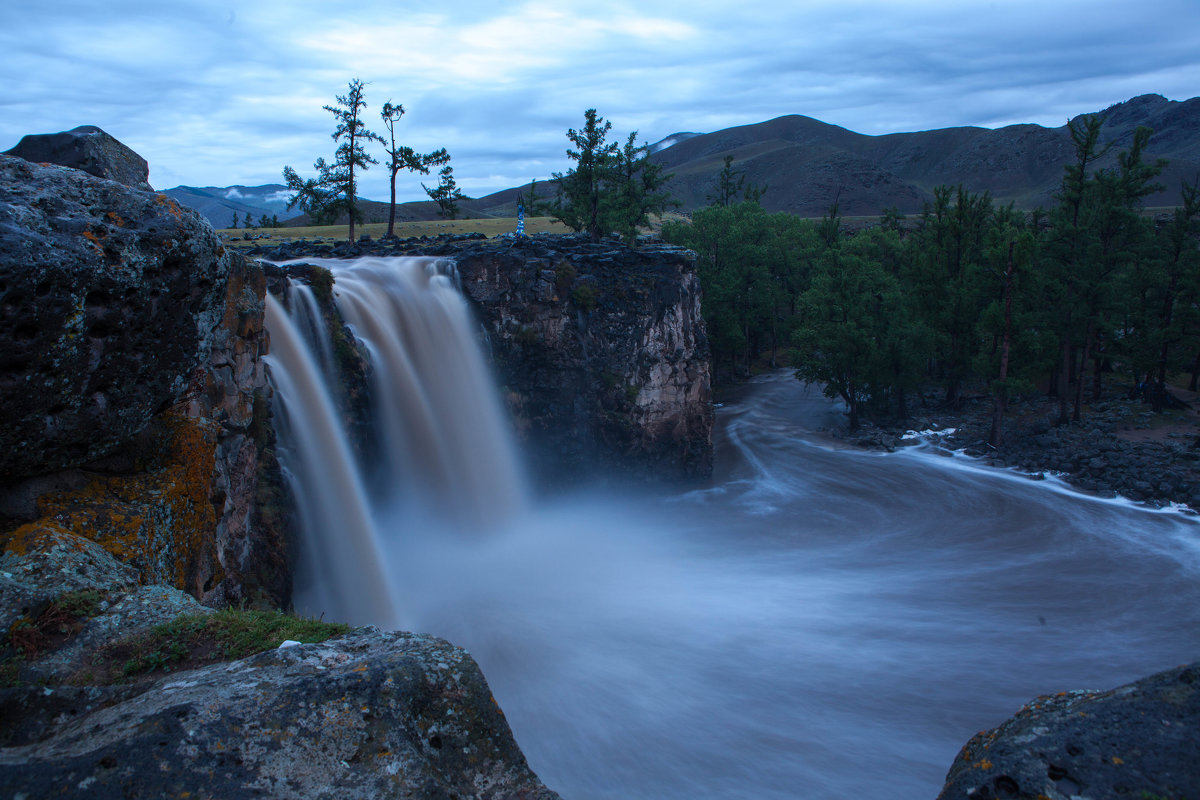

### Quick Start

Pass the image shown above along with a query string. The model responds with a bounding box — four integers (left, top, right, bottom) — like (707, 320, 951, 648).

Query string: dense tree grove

(549, 108, 675, 244)
(663, 116, 1200, 435)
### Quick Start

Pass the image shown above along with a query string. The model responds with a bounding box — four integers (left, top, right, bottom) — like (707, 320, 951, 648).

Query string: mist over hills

(168, 94, 1199, 228)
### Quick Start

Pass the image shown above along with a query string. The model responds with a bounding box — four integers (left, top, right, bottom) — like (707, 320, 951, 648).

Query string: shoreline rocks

(837, 386, 1200, 510)
(937, 661, 1199, 800)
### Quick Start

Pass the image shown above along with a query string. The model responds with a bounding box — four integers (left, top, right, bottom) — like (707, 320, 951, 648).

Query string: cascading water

(264, 256, 526, 628)
(265, 257, 1200, 800)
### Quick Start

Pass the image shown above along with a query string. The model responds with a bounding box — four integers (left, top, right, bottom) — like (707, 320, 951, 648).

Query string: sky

(2, 0, 1198, 204)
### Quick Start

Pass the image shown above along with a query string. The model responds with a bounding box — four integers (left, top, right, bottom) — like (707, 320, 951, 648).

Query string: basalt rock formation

(0, 154, 229, 481)
(3, 125, 153, 192)
(0, 628, 560, 800)
(937, 661, 1200, 800)
(454, 235, 713, 483)
(0, 139, 286, 609)
(255, 233, 715, 485)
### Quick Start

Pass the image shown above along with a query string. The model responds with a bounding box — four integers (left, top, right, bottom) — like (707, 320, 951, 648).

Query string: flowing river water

(266, 258, 1200, 800)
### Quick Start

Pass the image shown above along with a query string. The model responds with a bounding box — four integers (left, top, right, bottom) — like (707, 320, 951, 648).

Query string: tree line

(663, 117, 1200, 442)
(283, 79, 465, 241)
(284, 88, 668, 245)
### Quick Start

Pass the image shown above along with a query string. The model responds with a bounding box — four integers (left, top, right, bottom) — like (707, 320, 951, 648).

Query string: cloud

(2, 0, 1196, 201)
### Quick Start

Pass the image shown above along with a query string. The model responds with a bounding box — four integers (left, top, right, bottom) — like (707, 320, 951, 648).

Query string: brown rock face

(0, 151, 287, 609)
(3, 126, 152, 191)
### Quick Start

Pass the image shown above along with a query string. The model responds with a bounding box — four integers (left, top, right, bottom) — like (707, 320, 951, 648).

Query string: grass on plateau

(219, 216, 570, 247)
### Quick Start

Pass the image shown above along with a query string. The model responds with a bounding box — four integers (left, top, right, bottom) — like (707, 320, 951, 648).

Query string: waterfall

(263, 256, 527, 626)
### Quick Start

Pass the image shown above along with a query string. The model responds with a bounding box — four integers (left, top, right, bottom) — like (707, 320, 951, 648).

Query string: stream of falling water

(265, 257, 1200, 800)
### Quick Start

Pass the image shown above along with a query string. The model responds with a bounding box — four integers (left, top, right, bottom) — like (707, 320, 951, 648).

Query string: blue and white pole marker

(517, 202, 526, 236)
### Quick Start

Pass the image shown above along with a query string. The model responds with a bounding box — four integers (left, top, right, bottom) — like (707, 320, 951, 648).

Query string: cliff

(257, 233, 715, 486)
(1, 131, 558, 798)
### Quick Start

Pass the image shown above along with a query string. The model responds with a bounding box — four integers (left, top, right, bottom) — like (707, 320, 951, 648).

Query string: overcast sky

(3, 0, 1197, 203)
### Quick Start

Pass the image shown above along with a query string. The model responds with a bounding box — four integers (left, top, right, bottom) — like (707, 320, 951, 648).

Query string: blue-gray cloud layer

(3, 0, 1197, 201)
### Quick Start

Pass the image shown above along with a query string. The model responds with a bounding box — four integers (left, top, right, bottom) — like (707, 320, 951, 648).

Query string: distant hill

(165, 183, 498, 229)
(649, 94, 1200, 217)
(161, 184, 296, 228)
(168, 94, 1198, 228)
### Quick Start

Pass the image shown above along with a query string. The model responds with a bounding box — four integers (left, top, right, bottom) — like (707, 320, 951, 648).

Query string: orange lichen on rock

(0, 519, 88, 558)
(31, 412, 225, 598)
(153, 193, 185, 220)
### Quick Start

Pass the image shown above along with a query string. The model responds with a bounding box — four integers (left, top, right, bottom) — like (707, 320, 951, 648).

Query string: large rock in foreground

(938, 661, 1200, 800)
(0, 628, 561, 800)
(0, 154, 232, 481)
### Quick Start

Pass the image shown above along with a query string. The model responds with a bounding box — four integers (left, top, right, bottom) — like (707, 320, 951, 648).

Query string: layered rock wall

(448, 235, 713, 483)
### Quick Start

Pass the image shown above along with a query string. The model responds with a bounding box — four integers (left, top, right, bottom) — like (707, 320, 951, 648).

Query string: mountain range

(165, 94, 1199, 228)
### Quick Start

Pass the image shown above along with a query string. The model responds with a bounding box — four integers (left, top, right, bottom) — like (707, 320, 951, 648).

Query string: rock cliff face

(938, 662, 1200, 800)
(256, 234, 714, 484)
(0, 154, 229, 481)
(0, 144, 286, 609)
(452, 235, 713, 483)
(255, 235, 714, 484)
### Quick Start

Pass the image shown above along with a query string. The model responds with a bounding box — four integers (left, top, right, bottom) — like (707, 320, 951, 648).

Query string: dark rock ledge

(937, 661, 1200, 800)
(0, 627, 560, 800)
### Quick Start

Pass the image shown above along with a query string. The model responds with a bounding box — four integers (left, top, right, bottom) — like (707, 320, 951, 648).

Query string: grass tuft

(91, 608, 350, 684)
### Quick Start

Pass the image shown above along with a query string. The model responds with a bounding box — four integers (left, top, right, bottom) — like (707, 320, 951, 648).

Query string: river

(382, 372, 1200, 800)
(266, 260, 1200, 799)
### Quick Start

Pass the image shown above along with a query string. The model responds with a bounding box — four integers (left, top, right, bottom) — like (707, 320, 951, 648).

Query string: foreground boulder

(938, 661, 1199, 800)
(0, 154, 231, 481)
(0, 628, 561, 800)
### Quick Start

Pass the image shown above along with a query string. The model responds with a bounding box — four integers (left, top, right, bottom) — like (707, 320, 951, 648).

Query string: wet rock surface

(0, 627, 561, 800)
(257, 233, 714, 484)
(937, 661, 1200, 800)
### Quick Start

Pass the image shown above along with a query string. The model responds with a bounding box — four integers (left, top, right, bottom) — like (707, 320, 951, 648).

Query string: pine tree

(550, 109, 618, 242)
(603, 132, 676, 245)
(423, 165, 467, 219)
(379, 101, 450, 238)
(283, 79, 383, 242)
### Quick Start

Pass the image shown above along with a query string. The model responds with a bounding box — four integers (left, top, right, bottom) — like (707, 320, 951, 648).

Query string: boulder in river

(937, 661, 1199, 799)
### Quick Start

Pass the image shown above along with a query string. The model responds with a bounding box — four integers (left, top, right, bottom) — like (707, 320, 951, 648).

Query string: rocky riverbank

(835, 382, 1200, 510)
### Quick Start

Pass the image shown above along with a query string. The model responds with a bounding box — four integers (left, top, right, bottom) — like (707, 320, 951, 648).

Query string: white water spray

(264, 256, 526, 626)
